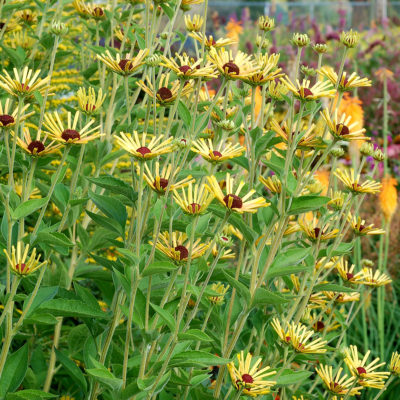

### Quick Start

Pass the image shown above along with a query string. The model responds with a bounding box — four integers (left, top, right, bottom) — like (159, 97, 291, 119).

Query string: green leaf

(86, 210, 123, 234)
(319, 242, 354, 257)
(160, 3, 174, 19)
(221, 270, 250, 306)
(89, 190, 127, 230)
(137, 371, 171, 393)
(150, 303, 176, 332)
(178, 329, 213, 342)
(189, 373, 211, 386)
(86, 368, 122, 391)
(288, 195, 330, 215)
(269, 247, 310, 270)
(55, 349, 88, 392)
(33, 91, 44, 108)
(266, 264, 311, 279)
(313, 283, 359, 293)
(35, 232, 74, 248)
(251, 287, 290, 308)
(0, 344, 29, 397)
(142, 261, 177, 277)
(169, 351, 231, 368)
(86, 175, 137, 203)
(275, 370, 313, 386)
(178, 101, 191, 128)
(11, 197, 48, 220)
(6, 390, 57, 400)
(39, 299, 109, 319)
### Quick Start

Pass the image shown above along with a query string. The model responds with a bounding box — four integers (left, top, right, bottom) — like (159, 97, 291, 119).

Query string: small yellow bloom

(389, 352, 400, 375)
(334, 168, 381, 195)
(14, 127, 61, 157)
(16, 9, 37, 25)
(335, 258, 364, 284)
(348, 215, 385, 236)
(191, 139, 244, 163)
(227, 351, 276, 397)
(357, 268, 392, 287)
(0, 98, 33, 129)
(316, 364, 362, 396)
(208, 282, 229, 305)
(139, 162, 194, 194)
(77, 87, 106, 115)
(323, 291, 360, 303)
(188, 32, 237, 49)
(4, 243, 47, 277)
(242, 53, 283, 86)
(319, 67, 371, 91)
(97, 49, 149, 76)
(281, 76, 336, 101)
(340, 29, 359, 48)
(184, 14, 204, 32)
(344, 345, 389, 388)
(259, 175, 281, 193)
(44, 111, 102, 145)
(258, 16, 275, 31)
(116, 132, 174, 161)
(298, 217, 339, 242)
(150, 231, 209, 263)
(205, 173, 269, 214)
(173, 182, 214, 215)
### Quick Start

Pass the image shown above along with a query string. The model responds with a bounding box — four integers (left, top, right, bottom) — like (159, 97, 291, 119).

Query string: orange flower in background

(379, 176, 398, 222)
(375, 68, 394, 82)
(315, 170, 330, 196)
(226, 18, 243, 41)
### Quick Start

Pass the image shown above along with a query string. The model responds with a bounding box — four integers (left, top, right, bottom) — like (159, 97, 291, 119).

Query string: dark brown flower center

(223, 194, 243, 209)
(94, 7, 104, 16)
(21, 83, 30, 91)
(136, 146, 151, 156)
(174, 245, 189, 260)
(188, 202, 201, 213)
(336, 123, 350, 136)
(285, 336, 291, 342)
(156, 177, 169, 190)
(342, 77, 349, 87)
(27, 140, 45, 154)
(61, 129, 81, 141)
(358, 225, 365, 231)
(118, 59, 133, 71)
(222, 61, 240, 75)
(313, 227, 322, 238)
(179, 65, 192, 74)
(157, 87, 173, 100)
(300, 88, 313, 97)
(241, 374, 254, 384)
(333, 382, 343, 392)
(85, 104, 96, 112)
(315, 321, 325, 331)
(356, 367, 367, 375)
(212, 150, 223, 158)
(0, 22, 5, 30)
(346, 272, 354, 280)
(16, 263, 26, 272)
(0, 114, 15, 126)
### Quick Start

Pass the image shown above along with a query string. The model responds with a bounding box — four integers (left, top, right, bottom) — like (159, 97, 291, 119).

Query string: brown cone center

(356, 367, 367, 375)
(136, 146, 151, 156)
(61, 129, 81, 141)
(174, 245, 189, 260)
(118, 59, 133, 71)
(336, 123, 350, 136)
(16, 263, 26, 272)
(156, 178, 169, 190)
(222, 61, 240, 75)
(27, 140, 45, 154)
(223, 194, 243, 209)
(179, 65, 192, 74)
(157, 87, 173, 100)
(212, 150, 223, 158)
(300, 88, 313, 97)
(241, 374, 254, 384)
(0, 114, 15, 126)
(188, 203, 201, 213)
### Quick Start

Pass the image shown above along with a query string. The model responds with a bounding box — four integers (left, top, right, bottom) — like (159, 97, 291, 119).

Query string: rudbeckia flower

(173, 182, 214, 215)
(357, 268, 392, 287)
(334, 169, 381, 195)
(184, 14, 204, 32)
(97, 49, 149, 76)
(281, 76, 336, 101)
(188, 32, 237, 49)
(335, 258, 364, 284)
(208, 282, 229, 305)
(348, 215, 385, 236)
(298, 217, 339, 241)
(318, 67, 371, 90)
(242, 53, 283, 86)
(14, 127, 61, 157)
(191, 139, 244, 163)
(4, 243, 47, 277)
(227, 351, 276, 397)
(316, 365, 362, 396)
(323, 291, 360, 303)
(321, 109, 367, 141)
(0, 98, 33, 129)
(390, 352, 400, 376)
(205, 173, 269, 214)
(77, 87, 106, 115)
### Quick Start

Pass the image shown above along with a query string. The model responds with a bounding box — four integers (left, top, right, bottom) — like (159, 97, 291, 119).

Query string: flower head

(227, 351, 276, 397)
(173, 182, 214, 215)
(77, 87, 106, 115)
(319, 67, 371, 91)
(14, 127, 61, 157)
(335, 258, 364, 284)
(348, 215, 385, 236)
(316, 365, 362, 396)
(389, 352, 400, 376)
(344, 345, 389, 388)
(188, 32, 237, 49)
(0, 98, 33, 129)
(97, 49, 149, 76)
(140, 162, 194, 194)
(208, 282, 229, 305)
(291, 33, 310, 47)
(281, 77, 336, 101)
(191, 139, 244, 163)
(357, 268, 392, 287)
(340, 29, 359, 48)
(259, 175, 281, 194)
(323, 291, 360, 303)
(4, 243, 47, 277)
(258, 16, 275, 32)
(0, 67, 51, 99)
(334, 169, 381, 195)
(299, 217, 339, 242)
(44, 111, 102, 145)
(242, 53, 283, 86)
(205, 174, 269, 214)
(151, 231, 209, 264)
(116, 132, 174, 161)
(184, 14, 204, 32)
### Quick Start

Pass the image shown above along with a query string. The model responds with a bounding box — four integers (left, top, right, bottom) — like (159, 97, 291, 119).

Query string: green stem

(373, 375, 394, 400)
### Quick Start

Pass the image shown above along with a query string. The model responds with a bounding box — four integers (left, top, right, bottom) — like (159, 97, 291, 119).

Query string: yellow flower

(344, 345, 389, 389)
(16, 9, 37, 25)
(116, 132, 174, 161)
(150, 231, 209, 263)
(227, 351, 276, 397)
(180, 0, 203, 11)
(14, 127, 61, 157)
(258, 16, 275, 31)
(140, 162, 194, 194)
(0, 98, 33, 129)
(136, 73, 193, 106)
(44, 111, 102, 145)
(173, 182, 214, 215)
(268, 80, 288, 101)
(319, 67, 371, 90)
(328, 190, 346, 211)
(259, 175, 281, 193)
(72, 0, 91, 17)
(335, 258, 364, 284)
(205, 173, 269, 214)
(0, 67, 51, 99)
(348, 215, 385, 236)
(4, 243, 47, 277)
(77, 87, 106, 115)
(211, 244, 235, 260)
(379, 176, 398, 222)
(207, 47, 259, 81)
(357, 268, 392, 287)
(97, 49, 149, 76)
(242, 53, 283, 86)
(316, 365, 362, 396)
(160, 53, 217, 80)
(184, 14, 204, 32)
(188, 32, 237, 49)
(280, 76, 336, 101)
(334, 168, 381, 195)
(323, 291, 360, 303)
(208, 282, 229, 305)
(389, 352, 400, 376)
(321, 108, 367, 141)
(191, 139, 244, 163)
(340, 29, 359, 48)
(298, 217, 339, 242)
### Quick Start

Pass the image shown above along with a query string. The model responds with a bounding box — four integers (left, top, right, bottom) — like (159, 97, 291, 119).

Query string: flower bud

(217, 235, 232, 247)
(145, 54, 160, 67)
(175, 137, 190, 149)
(291, 33, 310, 47)
(160, 32, 168, 40)
(361, 259, 374, 268)
(340, 29, 359, 48)
(50, 20, 68, 36)
(301, 64, 316, 77)
(360, 142, 374, 157)
(330, 147, 345, 158)
(216, 119, 236, 131)
(372, 149, 384, 161)
(258, 16, 275, 32)
(256, 35, 269, 49)
(313, 42, 328, 54)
